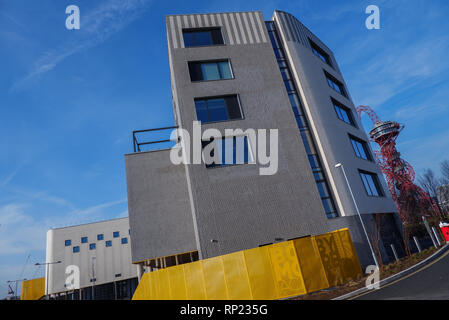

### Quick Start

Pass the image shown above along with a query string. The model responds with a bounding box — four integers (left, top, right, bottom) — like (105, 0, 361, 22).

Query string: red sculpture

(357, 106, 441, 252)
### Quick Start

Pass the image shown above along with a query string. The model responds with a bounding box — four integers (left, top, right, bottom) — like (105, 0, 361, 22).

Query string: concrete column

(136, 263, 144, 282)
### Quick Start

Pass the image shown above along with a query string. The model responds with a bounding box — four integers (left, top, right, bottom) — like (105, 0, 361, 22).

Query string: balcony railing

(132, 126, 179, 153)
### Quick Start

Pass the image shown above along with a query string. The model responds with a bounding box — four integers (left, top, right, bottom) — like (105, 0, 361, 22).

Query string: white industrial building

(45, 217, 137, 300)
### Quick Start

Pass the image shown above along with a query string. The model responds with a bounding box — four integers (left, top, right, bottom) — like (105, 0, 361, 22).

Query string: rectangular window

(106, 240, 112, 247)
(73, 246, 80, 253)
(332, 98, 355, 125)
(65, 240, 71, 246)
(325, 71, 347, 97)
(89, 243, 96, 250)
(202, 136, 254, 168)
(309, 38, 332, 66)
(188, 60, 233, 81)
(350, 135, 372, 161)
(81, 237, 88, 243)
(359, 170, 384, 197)
(113, 231, 119, 238)
(183, 28, 224, 47)
(194, 95, 243, 123)
(97, 234, 104, 241)
(121, 238, 128, 244)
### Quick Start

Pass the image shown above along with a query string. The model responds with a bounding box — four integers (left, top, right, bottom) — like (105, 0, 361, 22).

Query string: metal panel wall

(166, 11, 268, 49)
(132, 228, 362, 300)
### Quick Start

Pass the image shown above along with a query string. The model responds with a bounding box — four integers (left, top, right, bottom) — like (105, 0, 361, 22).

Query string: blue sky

(0, 0, 448, 297)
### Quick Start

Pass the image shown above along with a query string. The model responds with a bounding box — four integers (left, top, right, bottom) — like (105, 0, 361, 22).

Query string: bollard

(413, 236, 422, 252)
(432, 227, 442, 246)
(423, 216, 438, 248)
(391, 244, 399, 261)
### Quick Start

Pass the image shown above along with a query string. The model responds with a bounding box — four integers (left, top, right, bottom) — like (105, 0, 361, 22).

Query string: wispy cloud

(10, 0, 152, 91)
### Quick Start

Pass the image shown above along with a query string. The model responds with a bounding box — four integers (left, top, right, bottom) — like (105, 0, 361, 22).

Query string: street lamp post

(335, 163, 380, 269)
(35, 260, 62, 299)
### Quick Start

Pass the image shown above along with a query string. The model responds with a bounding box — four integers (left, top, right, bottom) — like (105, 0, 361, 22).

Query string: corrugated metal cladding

(166, 11, 268, 49)
(273, 10, 315, 49)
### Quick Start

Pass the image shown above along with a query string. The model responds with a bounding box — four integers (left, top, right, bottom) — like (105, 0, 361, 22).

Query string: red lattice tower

(356, 105, 441, 225)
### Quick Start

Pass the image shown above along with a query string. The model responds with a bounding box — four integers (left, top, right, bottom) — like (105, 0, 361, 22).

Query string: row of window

(71, 238, 128, 253)
(306, 29, 384, 198)
(266, 21, 338, 218)
(65, 231, 123, 247)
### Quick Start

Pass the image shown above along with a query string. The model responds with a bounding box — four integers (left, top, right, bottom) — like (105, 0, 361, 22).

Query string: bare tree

(441, 160, 449, 185)
(417, 168, 440, 198)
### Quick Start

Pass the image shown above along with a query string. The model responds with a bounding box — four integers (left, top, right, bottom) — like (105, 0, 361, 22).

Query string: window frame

(332, 98, 356, 126)
(81, 236, 88, 244)
(105, 240, 112, 247)
(65, 240, 71, 247)
(324, 70, 347, 98)
(113, 231, 120, 238)
(182, 27, 225, 47)
(202, 135, 255, 169)
(308, 38, 332, 67)
(359, 170, 384, 197)
(121, 237, 128, 244)
(89, 243, 96, 250)
(73, 246, 80, 253)
(97, 234, 104, 241)
(188, 59, 234, 82)
(194, 94, 244, 124)
(349, 134, 373, 161)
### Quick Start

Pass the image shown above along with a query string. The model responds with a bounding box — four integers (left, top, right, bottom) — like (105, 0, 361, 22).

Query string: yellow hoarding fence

(133, 228, 362, 300)
(21, 277, 45, 300)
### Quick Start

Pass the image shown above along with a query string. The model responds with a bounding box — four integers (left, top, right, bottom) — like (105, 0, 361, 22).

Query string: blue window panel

(321, 198, 336, 215)
(73, 246, 80, 253)
(284, 80, 295, 92)
(205, 136, 253, 168)
(308, 154, 320, 169)
(97, 234, 104, 241)
(218, 61, 232, 79)
(183, 32, 195, 47)
(65, 240, 71, 246)
(113, 231, 119, 238)
(81, 237, 88, 243)
(89, 243, 96, 250)
(194, 100, 209, 122)
(194, 31, 213, 46)
(316, 181, 330, 198)
(350, 138, 370, 160)
(207, 98, 229, 122)
(105, 240, 112, 247)
(288, 93, 301, 110)
(360, 172, 382, 196)
(121, 238, 128, 244)
(201, 63, 220, 80)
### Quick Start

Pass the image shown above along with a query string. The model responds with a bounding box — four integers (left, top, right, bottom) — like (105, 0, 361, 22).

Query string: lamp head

(335, 163, 342, 168)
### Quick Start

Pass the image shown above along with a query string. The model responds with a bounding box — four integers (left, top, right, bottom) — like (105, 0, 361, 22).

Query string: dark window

(81, 237, 88, 243)
(73, 246, 80, 253)
(332, 98, 355, 125)
(106, 240, 112, 247)
(194, 95, 243, 123)
(188, 60, 233, 81)
(202, 136, 253, 168)
(121, 238, 128, 244)
(65, 240, 71, 246)
(89, 243, 96, 250)
(350, 135, 372, 160)
(309, 38, 332, 66)
(325, 71, 347, 97)
(113, 231, 119, 238)
(97, 234, 104, 241)
(115, 273, 122, 278)
(183, 28, 224, 47)
(359, 170, 384, 197)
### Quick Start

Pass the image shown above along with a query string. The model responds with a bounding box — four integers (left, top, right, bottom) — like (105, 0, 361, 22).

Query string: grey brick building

(125, 10, 401, 277)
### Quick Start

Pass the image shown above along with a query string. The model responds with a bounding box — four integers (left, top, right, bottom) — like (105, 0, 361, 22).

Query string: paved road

(355, 250, 449, 300)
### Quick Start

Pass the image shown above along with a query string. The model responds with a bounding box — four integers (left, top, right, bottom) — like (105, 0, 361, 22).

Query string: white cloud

(10, 0, 152, 91)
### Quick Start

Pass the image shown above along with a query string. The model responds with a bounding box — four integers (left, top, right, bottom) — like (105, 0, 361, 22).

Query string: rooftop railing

(132, 126, 179, 153)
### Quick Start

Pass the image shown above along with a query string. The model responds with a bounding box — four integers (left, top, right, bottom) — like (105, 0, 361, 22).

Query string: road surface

(354, 250, 449, 299)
